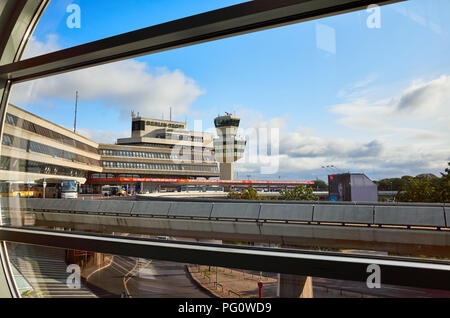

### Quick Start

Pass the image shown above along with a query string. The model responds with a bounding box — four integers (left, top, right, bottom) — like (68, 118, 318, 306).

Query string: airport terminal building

(0, 104, 220, 194)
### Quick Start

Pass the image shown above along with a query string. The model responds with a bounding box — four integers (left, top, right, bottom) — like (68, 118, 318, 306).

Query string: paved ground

(188, 265, 450, 298)
(188, 265, 278, 298)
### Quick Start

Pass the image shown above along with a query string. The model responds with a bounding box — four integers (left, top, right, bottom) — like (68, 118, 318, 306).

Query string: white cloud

(11, 35, 204, 119)
(75, 128, 129, 145)
(22, 34, 60, 58)
(235, 84, 449, 180)
(396, 75, 450, 117)
(330, 75, 450, 138)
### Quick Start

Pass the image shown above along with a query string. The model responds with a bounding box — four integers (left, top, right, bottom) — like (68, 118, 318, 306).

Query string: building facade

(1, 105, 220, 194)
(0, 105, 102, 185)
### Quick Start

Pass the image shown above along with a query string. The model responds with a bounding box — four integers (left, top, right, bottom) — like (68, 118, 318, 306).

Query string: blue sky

(10, 0, 450, 181)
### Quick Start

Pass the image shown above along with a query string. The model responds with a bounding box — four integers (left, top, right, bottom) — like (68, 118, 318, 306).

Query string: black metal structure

(0, 0, 401, 83)
(1, 226, 449, 291)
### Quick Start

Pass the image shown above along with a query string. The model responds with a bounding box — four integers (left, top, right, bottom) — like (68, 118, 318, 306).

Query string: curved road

(87, 256, 210, 298)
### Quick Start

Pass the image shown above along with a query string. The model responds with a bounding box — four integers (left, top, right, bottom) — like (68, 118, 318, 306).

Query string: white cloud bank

(235, 75, 450, 180)
(11, 35, 204, 119)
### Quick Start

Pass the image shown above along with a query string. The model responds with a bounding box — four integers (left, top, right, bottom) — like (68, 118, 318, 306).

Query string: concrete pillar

(220, 163, 234, 180)
(95, 253, 103, 266)
(278, 274, 314, 298)
(277, 244, 313, 298)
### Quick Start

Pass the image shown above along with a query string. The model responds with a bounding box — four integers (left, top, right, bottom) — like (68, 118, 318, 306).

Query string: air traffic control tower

(214, 114, 246, 180)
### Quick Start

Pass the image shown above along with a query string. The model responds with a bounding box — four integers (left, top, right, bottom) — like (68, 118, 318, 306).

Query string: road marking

(86, 255, 114, 281)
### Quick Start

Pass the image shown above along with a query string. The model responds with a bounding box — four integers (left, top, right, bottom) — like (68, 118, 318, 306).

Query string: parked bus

(0, 181, 42, 198)
(60, 180, 79, 199)
(34, 179, 80, 199)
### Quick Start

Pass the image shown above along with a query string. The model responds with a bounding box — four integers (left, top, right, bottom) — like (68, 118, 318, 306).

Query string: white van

(102, 185, 126, 197)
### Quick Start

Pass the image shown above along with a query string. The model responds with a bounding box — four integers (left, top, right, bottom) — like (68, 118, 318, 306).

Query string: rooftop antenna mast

(73, 91, 78, 133)
(170, 107, 172, 122)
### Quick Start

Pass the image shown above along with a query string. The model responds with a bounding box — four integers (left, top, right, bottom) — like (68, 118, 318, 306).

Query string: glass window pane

(23, 0, 247, 59)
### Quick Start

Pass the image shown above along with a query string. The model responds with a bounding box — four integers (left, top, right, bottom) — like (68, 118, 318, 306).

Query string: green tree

(313, 180, 328, 191)
(227, 187, 264, 200)
(435, 162, 450, 203)
(374, 178, 406, 191)
(280, 185, 319, 201)
(396, 163, 449, 203)
(395, 177, 436, 203)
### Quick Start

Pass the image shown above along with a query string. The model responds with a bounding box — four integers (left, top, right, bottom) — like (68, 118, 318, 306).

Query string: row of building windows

(99, 149, 216, 162)
(215, 149, 246, 153)
(120, 142, 175, 149)
(156, 133, 204, 143)
(2, 134, 100, 166)
(89, 174, 151, 179)
(121, 142, 215, 153)
(100, 149, 180, 160)
(5, 113, 98, 154)
(102, 161, 219, 172)
(89, 174, 117, 179)
(214, 140, 247, 146)
(0, 156, 86, 178)
(214, 118, 241, 128)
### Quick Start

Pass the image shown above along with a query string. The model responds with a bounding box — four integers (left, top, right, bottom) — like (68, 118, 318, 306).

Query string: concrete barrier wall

(313, 205, 373, 224)
(211, 203, 260, 220)
(4, 198, 449, 228)
(72, 200, 102, 214)
(169, 202, 213, 218)
(0, 198, 28, 211)
(374, 206, 446, 227)
(259, 204, 313, 222)
(131, 201, 170, 216)
(98, 200, 134, 214)
(445, 207, 450, 228)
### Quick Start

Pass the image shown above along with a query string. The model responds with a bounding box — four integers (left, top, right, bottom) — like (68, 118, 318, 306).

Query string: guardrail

(2, 198, 449, 229)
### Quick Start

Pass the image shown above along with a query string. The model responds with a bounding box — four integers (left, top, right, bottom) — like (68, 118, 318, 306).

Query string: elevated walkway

(2, 198, 450, 257)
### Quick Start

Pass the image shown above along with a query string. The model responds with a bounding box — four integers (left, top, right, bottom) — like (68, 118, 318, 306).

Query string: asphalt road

(87, 256, 210, 298)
